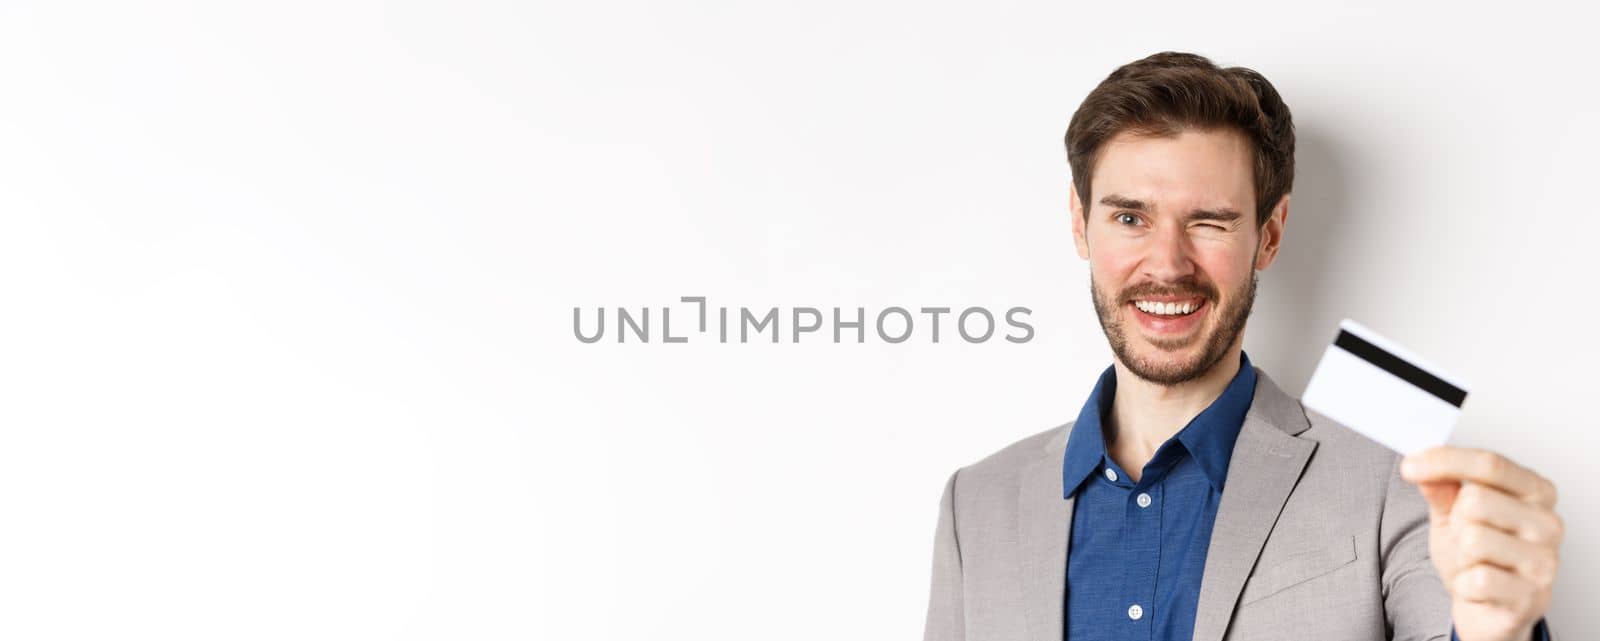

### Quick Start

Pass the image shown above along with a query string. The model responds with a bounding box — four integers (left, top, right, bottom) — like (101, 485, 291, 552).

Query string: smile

(1132, 298, 1204, 317)
(1127, 297, 1209, 336)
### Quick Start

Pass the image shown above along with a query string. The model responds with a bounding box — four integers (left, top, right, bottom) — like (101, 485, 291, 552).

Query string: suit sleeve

(1379, 456, 1452, 641)
(923, 468, 965, 641)
(1451, 618, 1554, 641)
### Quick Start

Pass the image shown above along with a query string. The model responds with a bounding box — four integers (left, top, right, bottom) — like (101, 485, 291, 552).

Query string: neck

(1105, 342, 1243, 482)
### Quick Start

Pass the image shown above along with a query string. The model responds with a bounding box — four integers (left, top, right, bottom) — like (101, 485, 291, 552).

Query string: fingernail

(1400, 457, 1419, 477)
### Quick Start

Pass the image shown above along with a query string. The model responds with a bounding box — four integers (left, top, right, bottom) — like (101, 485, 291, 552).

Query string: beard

(1090, 267, 1257, 387)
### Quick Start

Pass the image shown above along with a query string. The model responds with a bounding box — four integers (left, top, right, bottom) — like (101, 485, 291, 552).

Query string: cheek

(1087, 240, 1143, 280)
(1195, 250, 1253, 289)
(1090, 257, 1138, 296)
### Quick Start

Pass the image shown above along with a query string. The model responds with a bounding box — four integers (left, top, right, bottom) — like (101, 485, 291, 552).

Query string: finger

(1451, 563, 1538, 613)
(1401, 447, 1557, 509)
(1454, 523, 1559, 587)
(1451, 482, 1566, 546)
(1416, 480, 1460, 525)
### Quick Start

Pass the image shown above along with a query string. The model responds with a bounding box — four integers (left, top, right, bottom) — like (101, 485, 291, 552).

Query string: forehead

(1090, 128, 1255, 212)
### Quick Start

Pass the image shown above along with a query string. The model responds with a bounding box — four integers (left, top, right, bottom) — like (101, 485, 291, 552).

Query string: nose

(1140, 224, 1197, 284)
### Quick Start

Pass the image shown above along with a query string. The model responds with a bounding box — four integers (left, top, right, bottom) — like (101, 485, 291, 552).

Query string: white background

(1, 1, 1595, 639)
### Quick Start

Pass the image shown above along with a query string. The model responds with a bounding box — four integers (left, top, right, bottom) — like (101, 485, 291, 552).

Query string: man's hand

(1401, 447, 1563, 641)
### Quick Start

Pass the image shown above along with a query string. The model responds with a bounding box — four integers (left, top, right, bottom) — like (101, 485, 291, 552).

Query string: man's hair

(1065, 51, 1295, 227)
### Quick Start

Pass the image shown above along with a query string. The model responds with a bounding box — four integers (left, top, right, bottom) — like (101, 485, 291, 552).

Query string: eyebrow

(1098, 194, 1244, 223)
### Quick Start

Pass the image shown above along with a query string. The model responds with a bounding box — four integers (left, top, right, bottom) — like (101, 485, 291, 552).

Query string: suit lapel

(1019, 425, 1074, 641)
(1191, 370, 1318, 641)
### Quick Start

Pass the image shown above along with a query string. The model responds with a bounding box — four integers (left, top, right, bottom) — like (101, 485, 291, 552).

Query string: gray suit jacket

(922, 367, 1455, 641)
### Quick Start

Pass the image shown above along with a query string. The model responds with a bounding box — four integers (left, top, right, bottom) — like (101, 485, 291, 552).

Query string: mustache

(1119, 280, 1217, 304)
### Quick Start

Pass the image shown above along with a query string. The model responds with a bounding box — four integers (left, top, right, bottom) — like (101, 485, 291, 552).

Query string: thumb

(1415, 480, 1461, 526)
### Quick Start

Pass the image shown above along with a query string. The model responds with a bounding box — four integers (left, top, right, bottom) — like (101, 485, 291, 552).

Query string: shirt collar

(1061, 351, 1259, 498)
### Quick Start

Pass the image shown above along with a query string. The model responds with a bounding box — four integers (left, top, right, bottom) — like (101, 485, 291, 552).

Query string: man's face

(1070, 128, 1287, 386)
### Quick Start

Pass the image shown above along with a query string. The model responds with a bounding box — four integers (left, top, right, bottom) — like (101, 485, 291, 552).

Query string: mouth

(1126, 296, 1208, 335)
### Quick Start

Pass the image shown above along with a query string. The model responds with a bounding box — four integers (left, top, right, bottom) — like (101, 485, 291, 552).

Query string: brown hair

(1065, 51, 1295, 227)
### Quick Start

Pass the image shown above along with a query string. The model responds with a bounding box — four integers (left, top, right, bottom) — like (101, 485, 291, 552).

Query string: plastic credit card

(1300, 319, 1470, 455)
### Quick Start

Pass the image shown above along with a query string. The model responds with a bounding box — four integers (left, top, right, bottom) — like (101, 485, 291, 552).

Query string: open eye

(1115, 212, 1140, 226)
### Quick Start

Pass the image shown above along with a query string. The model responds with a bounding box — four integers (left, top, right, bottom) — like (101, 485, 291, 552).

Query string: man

(922, 52, 1563, 641)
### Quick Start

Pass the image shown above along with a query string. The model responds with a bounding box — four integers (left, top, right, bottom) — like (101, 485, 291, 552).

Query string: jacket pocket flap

(1239, 535, 1357, 605)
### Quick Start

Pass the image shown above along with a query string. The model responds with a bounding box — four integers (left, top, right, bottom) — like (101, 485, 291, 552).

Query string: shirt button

(1128, 604, 1143, 620)
(1136, 492, 1152, 508)
(1104, 468, 1118, 482)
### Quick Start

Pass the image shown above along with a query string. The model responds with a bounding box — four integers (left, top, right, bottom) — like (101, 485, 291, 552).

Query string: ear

(1254, 193, 1290, 270)
(1070, 183, 1090, 260)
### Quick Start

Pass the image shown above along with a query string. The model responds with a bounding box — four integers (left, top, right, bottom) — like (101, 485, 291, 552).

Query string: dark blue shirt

(1062, 351, 1256, 641)
(1062, 350, 1550, 641)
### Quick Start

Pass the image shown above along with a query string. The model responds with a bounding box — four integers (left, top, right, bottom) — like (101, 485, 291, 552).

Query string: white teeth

(1135, 299, 1201, 316)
